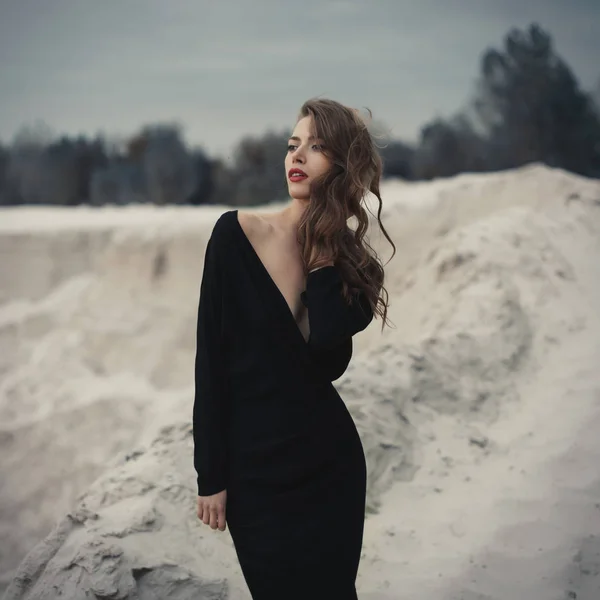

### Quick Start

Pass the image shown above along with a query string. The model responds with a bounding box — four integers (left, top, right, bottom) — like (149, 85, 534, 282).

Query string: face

(285, 115, 332, 201)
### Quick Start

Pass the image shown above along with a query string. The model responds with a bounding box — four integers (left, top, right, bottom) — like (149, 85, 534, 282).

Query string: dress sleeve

(302, 265, 374, 350)
(310, 337, 353, 382)
(193, 220, 230, 497)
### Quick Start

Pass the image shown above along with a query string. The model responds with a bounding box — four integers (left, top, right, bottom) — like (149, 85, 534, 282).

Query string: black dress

(193, 209, 374, 599)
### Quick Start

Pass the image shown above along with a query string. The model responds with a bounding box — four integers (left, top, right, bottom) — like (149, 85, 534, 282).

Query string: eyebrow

(288, 135, 320, 142)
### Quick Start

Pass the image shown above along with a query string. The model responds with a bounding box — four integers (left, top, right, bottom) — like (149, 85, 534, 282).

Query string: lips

(288, 168, 308, 180)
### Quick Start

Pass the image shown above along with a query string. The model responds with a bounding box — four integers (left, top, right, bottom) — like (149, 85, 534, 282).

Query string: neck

(276, 198, 309, 233)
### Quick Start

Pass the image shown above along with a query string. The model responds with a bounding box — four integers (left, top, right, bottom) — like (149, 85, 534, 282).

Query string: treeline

(1, 23, 599, 208)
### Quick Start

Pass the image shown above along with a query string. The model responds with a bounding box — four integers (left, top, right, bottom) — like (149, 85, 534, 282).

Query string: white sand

(1, 163, 599, 598)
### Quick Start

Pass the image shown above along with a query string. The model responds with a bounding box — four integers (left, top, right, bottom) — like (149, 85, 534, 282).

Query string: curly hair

(294, 97, 396, 331)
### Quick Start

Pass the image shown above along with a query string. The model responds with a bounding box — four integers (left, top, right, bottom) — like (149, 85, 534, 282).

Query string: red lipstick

(288, 168, 308, 182)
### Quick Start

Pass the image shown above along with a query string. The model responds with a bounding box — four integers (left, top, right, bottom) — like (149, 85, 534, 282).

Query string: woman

(193, 98, 395, 599)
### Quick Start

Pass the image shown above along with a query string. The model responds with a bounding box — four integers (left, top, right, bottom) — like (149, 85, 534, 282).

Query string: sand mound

(1, 164, 600, 599)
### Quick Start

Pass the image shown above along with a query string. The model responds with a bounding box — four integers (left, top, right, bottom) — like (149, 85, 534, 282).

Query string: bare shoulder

(237, 210, 273, 242)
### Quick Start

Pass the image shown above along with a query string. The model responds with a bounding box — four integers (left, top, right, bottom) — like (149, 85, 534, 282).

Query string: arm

(310, 336, 353, 382)
(303, 264, 374, 351)
(193, 220, 229, 497)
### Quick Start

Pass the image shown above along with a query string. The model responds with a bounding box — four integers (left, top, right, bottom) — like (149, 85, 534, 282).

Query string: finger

(209, 507, 219, 530)
(202, 505, 210, 525)
(196, 499, 203, 521)
(218, 507, 226, 531)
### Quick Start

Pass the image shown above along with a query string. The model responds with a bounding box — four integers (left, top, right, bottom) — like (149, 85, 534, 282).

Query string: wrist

(309, 262, 335, 273)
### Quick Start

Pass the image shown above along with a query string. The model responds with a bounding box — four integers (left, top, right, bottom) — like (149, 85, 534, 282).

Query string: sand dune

(1, 164, 599, 598)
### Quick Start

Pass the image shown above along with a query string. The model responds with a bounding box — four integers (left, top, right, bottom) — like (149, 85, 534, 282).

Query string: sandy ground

(1, 163, 599, 599)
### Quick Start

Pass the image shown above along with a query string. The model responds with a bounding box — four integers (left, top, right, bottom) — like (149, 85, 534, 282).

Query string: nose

(291, 144, 306, 163)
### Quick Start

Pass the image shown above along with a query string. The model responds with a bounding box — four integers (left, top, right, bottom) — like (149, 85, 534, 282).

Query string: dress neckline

(232, 209, 310, 346)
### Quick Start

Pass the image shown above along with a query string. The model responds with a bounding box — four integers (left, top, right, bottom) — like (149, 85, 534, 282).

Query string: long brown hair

(295, 97, 395, 331)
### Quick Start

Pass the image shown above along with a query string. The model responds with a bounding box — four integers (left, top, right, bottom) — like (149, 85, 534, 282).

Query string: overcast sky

(1, 0, 598, 161)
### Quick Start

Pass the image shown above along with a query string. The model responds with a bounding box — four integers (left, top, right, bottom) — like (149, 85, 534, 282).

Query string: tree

(0, 143, 9, 205)
(378, 140, 415, 180)
(411, 114, 489, 180)
(185, 149, 216, 206)
(472, 23, 600, 176)
(591, 78, 600, 117)
(139, 124, 197, 205)
(219, 129, 291, 206)
(89, 161, 146, 205)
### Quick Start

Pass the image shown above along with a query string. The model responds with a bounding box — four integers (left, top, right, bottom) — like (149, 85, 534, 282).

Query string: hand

(197, 489, 227, 531)
(309, 263, 334, 273)
(307, 247, 336, 273)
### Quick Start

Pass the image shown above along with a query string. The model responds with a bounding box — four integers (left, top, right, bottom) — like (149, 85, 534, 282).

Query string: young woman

(193, 98, 395, 599)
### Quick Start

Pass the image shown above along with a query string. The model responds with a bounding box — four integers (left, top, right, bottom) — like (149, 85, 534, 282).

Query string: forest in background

(1, 23, 599, 208)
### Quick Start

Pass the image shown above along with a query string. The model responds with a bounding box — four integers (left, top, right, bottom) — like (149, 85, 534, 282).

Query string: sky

(0, 0, 599, 162)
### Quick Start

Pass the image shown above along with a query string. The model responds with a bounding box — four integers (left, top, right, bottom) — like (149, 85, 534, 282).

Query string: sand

(1, 163, 599, 599)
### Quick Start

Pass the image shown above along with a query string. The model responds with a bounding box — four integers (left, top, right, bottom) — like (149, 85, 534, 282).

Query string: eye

(287, 143, 325, 152)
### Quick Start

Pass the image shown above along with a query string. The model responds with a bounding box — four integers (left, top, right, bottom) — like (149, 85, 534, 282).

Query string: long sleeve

(310, 337, 353, 382)
(302, 265, 373, 351)
(193, 222, 230, 497)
